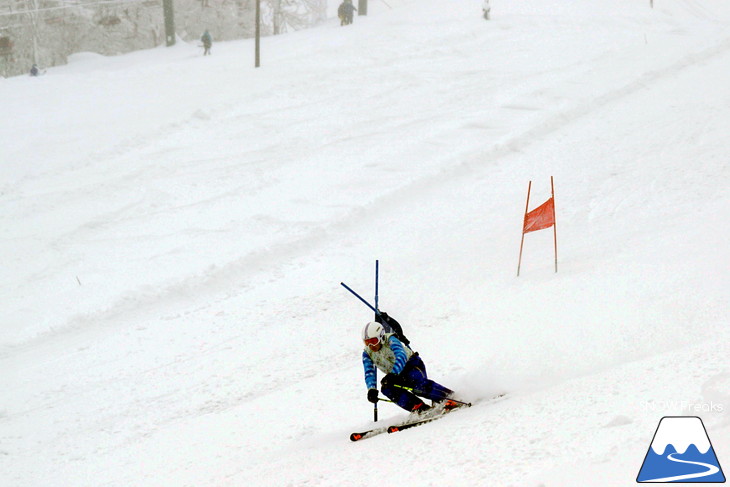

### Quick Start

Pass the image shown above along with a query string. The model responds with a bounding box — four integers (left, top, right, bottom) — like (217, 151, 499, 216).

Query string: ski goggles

(364, 337, 380, 346)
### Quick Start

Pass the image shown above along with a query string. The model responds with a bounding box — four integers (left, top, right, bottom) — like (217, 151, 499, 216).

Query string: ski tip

(350, 433, 363, 441)
(387, 426, 399, 433)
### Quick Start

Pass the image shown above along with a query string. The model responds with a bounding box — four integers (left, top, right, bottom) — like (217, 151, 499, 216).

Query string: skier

(338, 0, 357, 26)
(201, 30, 212, 56)
(29, 64, 40, 76)
(482, 0, 491, 20)
(361, 317, 459, 415)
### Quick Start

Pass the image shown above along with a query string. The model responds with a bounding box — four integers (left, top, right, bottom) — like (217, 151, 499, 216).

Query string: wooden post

(551, 176, 557, 273)
(517, 180, 531, 277)
(162, 0, 175, 46)
(255, 0, 261, 67)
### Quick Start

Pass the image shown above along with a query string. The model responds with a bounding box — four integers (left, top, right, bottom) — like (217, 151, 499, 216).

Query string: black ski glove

(367, 388, 379, 403)
(381, 373, 398, 388)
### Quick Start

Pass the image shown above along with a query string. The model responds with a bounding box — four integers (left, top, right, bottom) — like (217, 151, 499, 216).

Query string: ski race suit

(362, 333, 453, 411)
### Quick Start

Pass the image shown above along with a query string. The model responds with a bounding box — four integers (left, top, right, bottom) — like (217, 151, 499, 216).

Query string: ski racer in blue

(361, 317, 455, 413)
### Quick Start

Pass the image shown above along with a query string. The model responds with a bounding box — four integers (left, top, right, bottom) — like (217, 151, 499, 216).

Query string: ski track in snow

(5, 28, 730, 358)
(2, 0, 730, 486)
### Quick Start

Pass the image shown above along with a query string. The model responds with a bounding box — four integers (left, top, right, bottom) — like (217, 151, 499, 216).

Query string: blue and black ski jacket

(362, 334, 413, 390)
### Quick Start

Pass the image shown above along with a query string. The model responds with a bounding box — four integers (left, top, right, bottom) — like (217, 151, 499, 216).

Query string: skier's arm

(388, 336, 408, 375)
(362, 351, 377, 389)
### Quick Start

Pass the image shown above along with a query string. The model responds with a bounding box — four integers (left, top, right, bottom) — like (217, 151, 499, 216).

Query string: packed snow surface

(2, 0, 729, 485)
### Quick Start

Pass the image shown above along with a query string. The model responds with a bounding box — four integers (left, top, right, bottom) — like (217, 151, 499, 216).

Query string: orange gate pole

(551, 176, 557, 273)
(517, 180, 532, 277)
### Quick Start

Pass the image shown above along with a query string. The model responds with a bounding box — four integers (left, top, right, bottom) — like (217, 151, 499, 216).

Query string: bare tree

(0, 0, 327, 78)
(268, 0, 326, 34)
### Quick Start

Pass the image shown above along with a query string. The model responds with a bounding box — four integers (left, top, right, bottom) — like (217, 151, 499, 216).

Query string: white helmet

(362, 321, 385, 346)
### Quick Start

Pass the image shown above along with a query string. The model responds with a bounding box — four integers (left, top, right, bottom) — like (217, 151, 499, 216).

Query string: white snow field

(2, 0, 729, 485)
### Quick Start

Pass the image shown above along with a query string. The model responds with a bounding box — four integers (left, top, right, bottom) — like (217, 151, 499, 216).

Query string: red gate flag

(523, 197, 555, 233)
(517, 177, 558, 276)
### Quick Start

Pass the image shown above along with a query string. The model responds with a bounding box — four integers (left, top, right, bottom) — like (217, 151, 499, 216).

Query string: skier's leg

(419, 379, 454, 402)
(381, 383, 430, 412)
(400, 356, 454, 402)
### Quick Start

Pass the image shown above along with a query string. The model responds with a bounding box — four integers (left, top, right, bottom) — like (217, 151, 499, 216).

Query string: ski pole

(341, 282, 381, 316)
(392, 383, 428, 397)
(374, 260, 379, 319)
(373, 397, 396, 422)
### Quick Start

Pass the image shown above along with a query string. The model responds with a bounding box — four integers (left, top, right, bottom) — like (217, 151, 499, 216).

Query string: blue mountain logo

(637, 416, 726, 483)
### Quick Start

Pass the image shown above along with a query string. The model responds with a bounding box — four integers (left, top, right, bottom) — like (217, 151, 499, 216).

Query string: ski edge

(350, 426, 388, 442)
(350, 393, 506, 442)
(386, 400, 474, 434)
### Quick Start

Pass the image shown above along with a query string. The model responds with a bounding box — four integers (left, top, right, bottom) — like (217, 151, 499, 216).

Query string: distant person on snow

(201, 30, 213, 56)
(482, 0, 491, 20)
(29, 64, 40, 76)
(338, 0, 357, 26)
(361, 312, 461, 414)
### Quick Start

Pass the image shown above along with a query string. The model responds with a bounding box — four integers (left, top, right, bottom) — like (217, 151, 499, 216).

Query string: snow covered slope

(1, 0, 729, 485)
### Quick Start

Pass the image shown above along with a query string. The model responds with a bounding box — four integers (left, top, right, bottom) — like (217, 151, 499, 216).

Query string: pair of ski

(350, 393, 506, 442)
(350, 403, 469, 442)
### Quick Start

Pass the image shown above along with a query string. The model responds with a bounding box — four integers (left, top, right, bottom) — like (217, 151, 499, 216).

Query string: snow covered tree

(0, 0, 327, 78)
